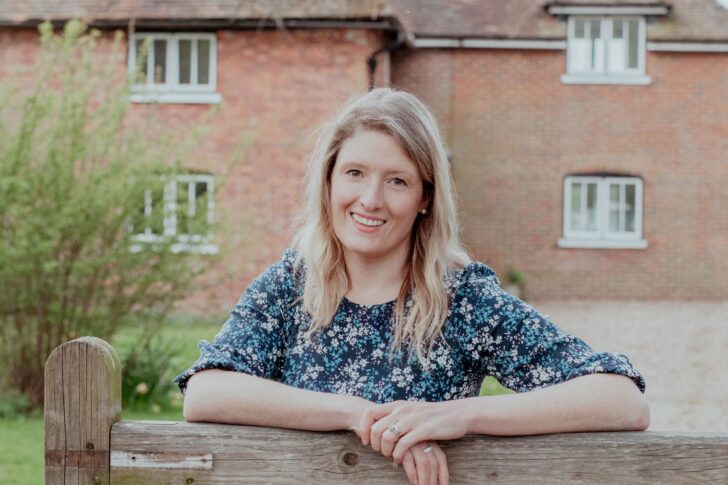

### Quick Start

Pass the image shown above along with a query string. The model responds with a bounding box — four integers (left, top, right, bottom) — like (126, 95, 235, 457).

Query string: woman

(176, 88, 649, 485)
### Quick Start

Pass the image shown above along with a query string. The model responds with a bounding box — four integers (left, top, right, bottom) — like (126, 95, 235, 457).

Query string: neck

(343, 245, 410, 305)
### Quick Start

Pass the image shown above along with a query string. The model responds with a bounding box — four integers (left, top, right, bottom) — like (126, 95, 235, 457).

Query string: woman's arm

(186, 369, 452, 484)
(464, 373, 649, 436)
(362, 373, 649, 465)
(184, 369, 370, 432)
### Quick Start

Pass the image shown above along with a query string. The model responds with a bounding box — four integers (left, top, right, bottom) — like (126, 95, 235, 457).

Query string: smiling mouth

(351, 212, 386, 227)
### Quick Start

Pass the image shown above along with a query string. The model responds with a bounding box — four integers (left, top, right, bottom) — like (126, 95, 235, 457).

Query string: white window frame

(562, 16, 651, 85)
(130, 174, 218, 254)
(558, 176, 647, 249)
(128, 32, 221, 104)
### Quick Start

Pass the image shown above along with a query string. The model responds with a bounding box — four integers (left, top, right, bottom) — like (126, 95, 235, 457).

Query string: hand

(360, 400, 469, 464)
(401, 441, 449, 485)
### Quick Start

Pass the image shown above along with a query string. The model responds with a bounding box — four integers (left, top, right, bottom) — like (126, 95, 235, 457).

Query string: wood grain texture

(110, 421, 728, 484)
(46, 338, 728, 484)
(44, 337, 122, 485)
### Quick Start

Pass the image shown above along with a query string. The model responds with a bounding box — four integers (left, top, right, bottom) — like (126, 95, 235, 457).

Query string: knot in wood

(86, 442, 94, 451)
(186, 478, 194, 484)
(342, 452, 358, 466)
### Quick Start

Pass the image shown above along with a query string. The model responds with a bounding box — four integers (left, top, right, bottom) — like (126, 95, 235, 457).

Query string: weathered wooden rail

(45, 337, 728, 484)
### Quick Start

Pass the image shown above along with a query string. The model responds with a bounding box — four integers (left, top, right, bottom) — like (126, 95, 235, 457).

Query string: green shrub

(505, 266, 526, 287)
(0, 20, 216, 409)
(121, 333, 181, 412)
(479, 376, 515, 397)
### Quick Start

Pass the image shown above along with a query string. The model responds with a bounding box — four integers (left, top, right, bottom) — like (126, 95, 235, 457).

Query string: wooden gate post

(45, 337, 122, 485)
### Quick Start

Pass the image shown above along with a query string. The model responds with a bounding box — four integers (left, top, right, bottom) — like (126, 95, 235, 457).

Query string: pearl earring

(420, 209, 427, 215)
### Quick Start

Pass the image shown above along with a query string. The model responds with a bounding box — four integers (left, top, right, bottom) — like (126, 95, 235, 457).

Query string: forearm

(183, 369, 370, 432)
(463, 373, 650, 436)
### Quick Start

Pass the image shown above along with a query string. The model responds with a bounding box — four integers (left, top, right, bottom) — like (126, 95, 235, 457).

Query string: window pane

(608, 19, 626, 72)
(153, 39, 166, 83)
(190, 182, 210, 235)
(149, 186, 164, 235)
(179, 39, 192, 84)
(198, 39, 210, 84)
(627, 20, 639, 68)
(574, 19, 585, 38)
(586, 183, 598, 231)
(625, 184, 636, 232)
(570, 183, 582, 231)
(195, 181, 208, 198)
(609, 184, 621, 232)
(134, 39, 148, 83)
(590, 20, 601, 39)
(176, 182, 190, 235)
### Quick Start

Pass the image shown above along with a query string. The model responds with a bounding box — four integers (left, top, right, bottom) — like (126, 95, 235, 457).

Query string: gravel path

(532, 301, 728, 433)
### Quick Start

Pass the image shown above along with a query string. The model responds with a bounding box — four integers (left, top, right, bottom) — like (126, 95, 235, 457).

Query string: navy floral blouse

(176, 249, 645, 402)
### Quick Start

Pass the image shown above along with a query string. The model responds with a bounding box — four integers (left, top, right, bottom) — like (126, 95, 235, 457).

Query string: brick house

(1, 0, 726, 311)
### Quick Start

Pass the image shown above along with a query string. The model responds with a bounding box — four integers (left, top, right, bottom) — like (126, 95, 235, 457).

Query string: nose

(359, 179, 383, 211)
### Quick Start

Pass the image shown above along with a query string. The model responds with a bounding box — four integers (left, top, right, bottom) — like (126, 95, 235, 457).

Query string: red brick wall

(2, 27, 384, 313)
(392, 47, 728, 299)
(5, 25, 726, 303)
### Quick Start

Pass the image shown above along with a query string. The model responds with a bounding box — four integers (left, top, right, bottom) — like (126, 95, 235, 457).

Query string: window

(558, 176, 647, 249)
(131, 174, 218, 254)
(563, 17, 650, 85)
(128, 33, 221, 104)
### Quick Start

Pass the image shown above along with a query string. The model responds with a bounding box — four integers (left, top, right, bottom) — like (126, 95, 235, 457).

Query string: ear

(419, 184, 433, 213)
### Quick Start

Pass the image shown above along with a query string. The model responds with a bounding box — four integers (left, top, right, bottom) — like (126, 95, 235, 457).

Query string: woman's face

(330, 129, 426, 264)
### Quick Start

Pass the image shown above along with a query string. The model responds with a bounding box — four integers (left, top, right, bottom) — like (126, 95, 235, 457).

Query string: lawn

(0, 314, 511, 484)
(0, 314, 221, 485)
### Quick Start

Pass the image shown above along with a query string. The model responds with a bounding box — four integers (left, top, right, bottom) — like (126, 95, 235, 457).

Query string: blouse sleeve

(456, 264, 646, 394)
(175, 249, 298, 394)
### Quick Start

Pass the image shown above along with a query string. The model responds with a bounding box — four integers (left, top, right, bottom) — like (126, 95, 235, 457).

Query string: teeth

(352, 213, 385, 227)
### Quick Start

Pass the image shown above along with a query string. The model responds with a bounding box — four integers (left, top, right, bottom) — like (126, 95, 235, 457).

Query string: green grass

(0, 416, 45, 485)
(0, 314, 220, 485)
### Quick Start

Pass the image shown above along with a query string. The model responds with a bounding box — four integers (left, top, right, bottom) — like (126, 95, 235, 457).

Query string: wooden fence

(44, 337, 728, 484)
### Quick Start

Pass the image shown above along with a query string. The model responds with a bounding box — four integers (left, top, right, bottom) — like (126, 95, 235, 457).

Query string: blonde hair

(293, 88, 471, 362)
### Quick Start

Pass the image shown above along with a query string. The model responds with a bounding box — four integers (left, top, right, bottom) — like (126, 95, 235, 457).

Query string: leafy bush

(121, 333, 181, 412)
(0, 390, 35, 419)
(505, 266, 526, 287)
(0, 21, 215, 408)
(479, 376, 515, 397)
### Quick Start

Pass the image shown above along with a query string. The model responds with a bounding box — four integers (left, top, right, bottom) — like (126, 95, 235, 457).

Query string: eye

(345, 169, 362, 178)
(390, 178, 408, 187)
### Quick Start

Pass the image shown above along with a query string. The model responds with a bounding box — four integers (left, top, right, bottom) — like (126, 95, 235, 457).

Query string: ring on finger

(387, 424, 402, 438)
(423, 445, 433, 454)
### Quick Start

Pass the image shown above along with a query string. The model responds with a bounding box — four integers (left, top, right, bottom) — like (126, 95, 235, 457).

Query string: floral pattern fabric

(176, 249, 645, 403)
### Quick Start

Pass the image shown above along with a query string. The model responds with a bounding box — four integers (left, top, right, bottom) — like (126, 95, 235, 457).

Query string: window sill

(130, 241, 219, 255)
(129, 92, 222, 104)
(561, 74, 652, 85)
(557, 238, 649, 249)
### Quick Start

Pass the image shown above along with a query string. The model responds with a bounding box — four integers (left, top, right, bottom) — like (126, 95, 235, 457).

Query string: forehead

(337, 129, 419, 176)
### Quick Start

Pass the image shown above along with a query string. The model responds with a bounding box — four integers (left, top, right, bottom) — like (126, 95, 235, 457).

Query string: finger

(359, 410, 373, 446)
(381, 420, 409, 458)
(392, 429, 425, 464)
(412, 446, 430, 485)
(369, 417, 391, 452)
(360, 404, 390, 446)
(426, 446, 437, 485)
(402, 451, 417, 485)
(433, 446, 449, 485)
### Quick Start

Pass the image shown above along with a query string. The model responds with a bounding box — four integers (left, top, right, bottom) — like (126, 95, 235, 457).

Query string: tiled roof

(389, 0, 728, 42)
(1, 0, 727, 42)
(0, 0, 392, 24)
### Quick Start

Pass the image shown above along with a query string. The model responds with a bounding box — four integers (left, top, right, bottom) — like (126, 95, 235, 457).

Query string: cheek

(330, 179, 355, 214)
